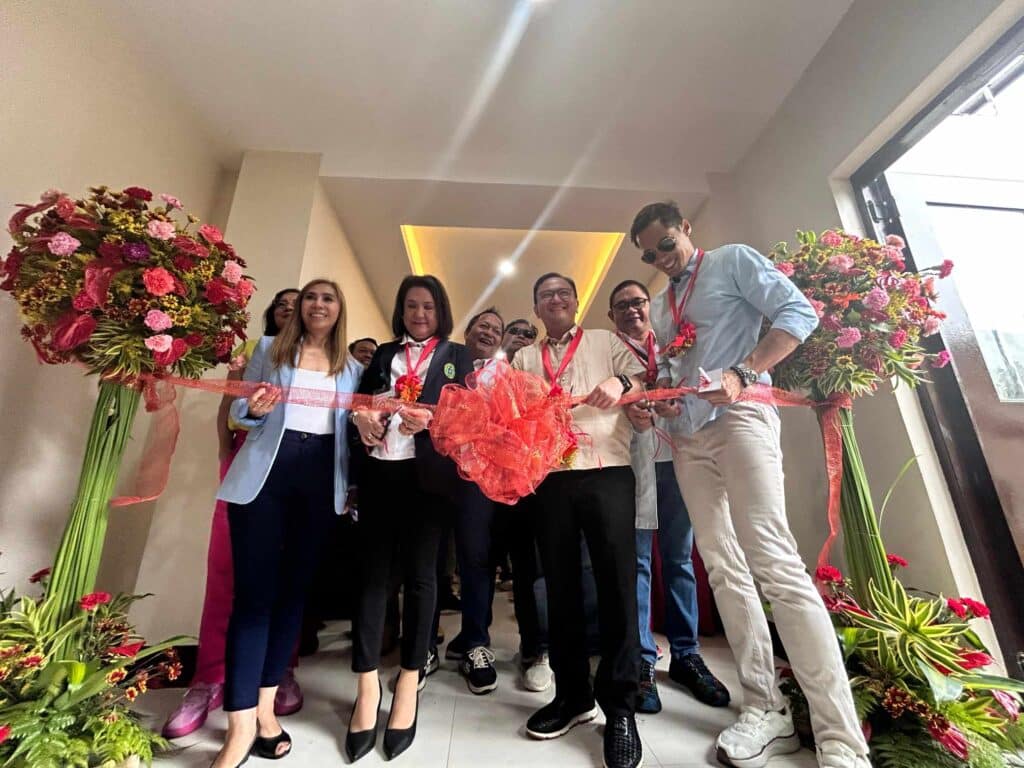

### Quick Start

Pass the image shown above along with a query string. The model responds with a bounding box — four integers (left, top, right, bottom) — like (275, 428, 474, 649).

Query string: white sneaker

(522, 653, 553, 692)
(715, 706, 801, 768)
(816, 739, 870, 768)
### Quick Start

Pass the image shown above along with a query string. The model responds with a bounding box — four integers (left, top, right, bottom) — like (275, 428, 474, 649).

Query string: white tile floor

(145, 591, 819, 767)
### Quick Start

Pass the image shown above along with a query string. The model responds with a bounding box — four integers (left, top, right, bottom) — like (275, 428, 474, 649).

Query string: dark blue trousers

(224, 431, 335, 711)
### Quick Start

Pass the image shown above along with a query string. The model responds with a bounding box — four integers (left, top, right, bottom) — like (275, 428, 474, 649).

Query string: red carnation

(938, 259, 954, 278)
(815, 565, 843, 584)
(205, 277, 238, 306)
(154, 338, 188, 367)
(0, 725, 9, 744)
(886, 554, 908, 568)
(961, 597, 990, 619)
(79, 591, 112, 611)
(123, 186, 153, 201)
(97, 241, 123, 261)
(958, 649, 993, 670)
(142, 267, 176, 297)
(28, 567, 51, 583)
(172, 255, 195, 272)
(947, 598, 968, 619)
(198, 223, 223, 244)
(184, 333, 204, 348)
(51, 312, 97, 351)
(172, 236, 210, 259)
(108, 641, 144, 658)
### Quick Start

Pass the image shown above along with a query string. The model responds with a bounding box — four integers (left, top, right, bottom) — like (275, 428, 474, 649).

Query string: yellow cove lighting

(400, 224, 426, 276)
(576, 232, 625, 320)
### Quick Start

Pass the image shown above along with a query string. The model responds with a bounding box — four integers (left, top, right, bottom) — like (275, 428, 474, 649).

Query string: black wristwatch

(730, 364, 758, 388)
(616, 374, 634, 394)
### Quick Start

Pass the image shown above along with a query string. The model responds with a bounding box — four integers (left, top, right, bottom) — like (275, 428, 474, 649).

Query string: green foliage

(871, 731, 963, 768)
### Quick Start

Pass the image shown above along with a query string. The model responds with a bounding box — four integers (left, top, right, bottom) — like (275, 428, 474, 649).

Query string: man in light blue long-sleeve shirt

(631, 201, 869, 768)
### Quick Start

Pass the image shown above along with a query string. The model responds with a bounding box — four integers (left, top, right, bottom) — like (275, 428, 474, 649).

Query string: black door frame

(849, 17, 1024, 675)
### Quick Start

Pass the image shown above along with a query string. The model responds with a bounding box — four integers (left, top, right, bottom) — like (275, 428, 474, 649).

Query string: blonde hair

(270, 278, 348, 375)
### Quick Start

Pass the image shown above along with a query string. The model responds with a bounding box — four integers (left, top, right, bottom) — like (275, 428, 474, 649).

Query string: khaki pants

(672, 402, 867, 754)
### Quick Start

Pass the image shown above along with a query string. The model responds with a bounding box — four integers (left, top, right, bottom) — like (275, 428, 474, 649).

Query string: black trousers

(352, 458, 444, 672)
(225, 431, 336, 711)
(533, 466, 640, 717)
(500, 498, 548, 659)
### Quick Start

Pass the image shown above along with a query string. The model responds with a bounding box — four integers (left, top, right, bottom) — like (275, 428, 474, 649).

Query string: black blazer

(353, 338, 474, 496)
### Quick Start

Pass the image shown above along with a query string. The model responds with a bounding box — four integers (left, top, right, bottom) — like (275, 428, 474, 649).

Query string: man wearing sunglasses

(631, 201, 869, 768)
(607, 280, 730, 717)
(499, 318, 538, 361)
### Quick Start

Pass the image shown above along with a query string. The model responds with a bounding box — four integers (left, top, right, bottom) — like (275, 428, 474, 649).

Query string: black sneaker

(669, 653, 730, 707)
(603, 714, 643, 768)
(421, 646, 439, 689)
(526, 698, 598, 740)
(460, 646, 497, 695)
(636, 660, 662, 714)
(445, 634, 468, 661)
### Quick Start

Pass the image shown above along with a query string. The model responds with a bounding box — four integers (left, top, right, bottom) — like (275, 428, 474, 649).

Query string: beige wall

(690, 0, 1024, 660)
(0, 1, 229, 600)
(302, 182, 390, 342)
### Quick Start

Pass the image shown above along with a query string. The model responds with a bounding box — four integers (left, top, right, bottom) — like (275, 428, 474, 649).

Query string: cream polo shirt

(512, 326, 644, 471)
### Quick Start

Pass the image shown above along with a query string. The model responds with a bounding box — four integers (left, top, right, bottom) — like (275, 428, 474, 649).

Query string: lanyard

(541, 328, 584, 395)
(618, 330, 658, 385)
(668, 249, 705, 329)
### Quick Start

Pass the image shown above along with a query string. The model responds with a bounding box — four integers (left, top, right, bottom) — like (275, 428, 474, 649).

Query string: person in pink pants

(163, 289, 303, 739)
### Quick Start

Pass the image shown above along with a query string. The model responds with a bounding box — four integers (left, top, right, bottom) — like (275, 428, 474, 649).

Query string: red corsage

(663, 322, 697, 358)
(394, 373, 423, 403)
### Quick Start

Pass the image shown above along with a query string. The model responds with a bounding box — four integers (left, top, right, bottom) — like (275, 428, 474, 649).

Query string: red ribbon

(541, 327, 584, 396)
(110, 370, 852, 571)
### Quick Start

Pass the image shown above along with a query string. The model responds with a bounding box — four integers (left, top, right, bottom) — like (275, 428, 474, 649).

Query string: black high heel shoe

(346, 679, 382, 763)
(383, 682, 419, 760)
(252, 724, 291, 760)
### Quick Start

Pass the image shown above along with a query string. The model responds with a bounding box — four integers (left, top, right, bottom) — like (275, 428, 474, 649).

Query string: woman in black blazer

(346, 275, 473, 762)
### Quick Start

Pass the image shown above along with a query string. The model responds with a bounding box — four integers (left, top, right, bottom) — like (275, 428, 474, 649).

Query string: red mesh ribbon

(110, 368, 852, 571)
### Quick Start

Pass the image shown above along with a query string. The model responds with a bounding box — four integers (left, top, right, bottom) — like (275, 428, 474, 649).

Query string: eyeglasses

(274, 300, 295, 309)
(537, 288, 575, 303)
(612, 296, 649, 313)
(641, 236, 677, 264)
(506, 326, 537, 340)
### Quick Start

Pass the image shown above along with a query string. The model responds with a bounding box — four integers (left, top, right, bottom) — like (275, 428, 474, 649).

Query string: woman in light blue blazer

(211, 278, 362, 768)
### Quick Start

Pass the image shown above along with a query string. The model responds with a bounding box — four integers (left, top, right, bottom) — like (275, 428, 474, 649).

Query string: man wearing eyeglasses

(512, 272, 646, 768)
(631, 201, 869, 768)
(607, 279, 730, 718)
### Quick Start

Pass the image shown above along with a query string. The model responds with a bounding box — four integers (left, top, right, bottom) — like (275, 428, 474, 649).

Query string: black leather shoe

(525, 698, 598, 740)
(669, 653, 730, 707)
(252, 726, 291, 760)
(603, 714, 643, 768)
(345, 680, 382, 763)
(637, 660, 662, 714)
(383, 689, 419, 760)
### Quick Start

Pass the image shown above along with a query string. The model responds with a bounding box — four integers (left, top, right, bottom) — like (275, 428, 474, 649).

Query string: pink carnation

(886, 553, 908, 567)
(923, 316, 942, 336)
(877, 273, 903, 291)
(863, 287, 890, 311)
(55, 196, 76, 220)
(776, 262, 795, 277)
(147, 219, 176, 241)
(938, 259, 954, 278)
(820, 230, 844, 247)
(48, 232, 81, 256)
(159, 193, 182, 209)
(888, 330, 908, 348)
(931, 350, 951, 368)
(221, 260, 243, 285)
(144, 334, 173, 354)
(144, 310, 173, 331)
(809, 299, 826, 318)
(836, 327, 862, 348)
(827, 254, 855, 273)
(236, 278, 254, 299)
(143, 267, 176, 297)
(198, 224, 223, 244)
(885, 234, 905, 248)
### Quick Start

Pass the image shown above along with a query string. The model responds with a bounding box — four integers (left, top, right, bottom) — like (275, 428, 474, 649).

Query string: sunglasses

(612, 296, 649, 313)
(506, 326, 537, 340)
(641, 235, 677, 264)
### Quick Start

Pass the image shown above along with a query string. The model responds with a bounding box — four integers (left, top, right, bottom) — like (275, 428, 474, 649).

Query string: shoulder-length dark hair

(270, 278, 348, 376)
(390, 274, 454, 339)
(263, 288, 300, 336)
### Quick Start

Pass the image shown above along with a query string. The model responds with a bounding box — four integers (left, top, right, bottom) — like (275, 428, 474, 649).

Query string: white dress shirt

(371, 335, 437, 461)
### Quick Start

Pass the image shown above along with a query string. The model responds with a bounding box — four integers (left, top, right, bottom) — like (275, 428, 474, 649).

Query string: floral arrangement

(768, 229, 952, 398)
(782, 559, 1024, 768)
(2, 186, 252, 378)
(0, 566, 187, 767)
(662, 320, 696, 358)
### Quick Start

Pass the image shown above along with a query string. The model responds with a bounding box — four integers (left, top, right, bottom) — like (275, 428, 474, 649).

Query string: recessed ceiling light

(498, 259, 515, 276)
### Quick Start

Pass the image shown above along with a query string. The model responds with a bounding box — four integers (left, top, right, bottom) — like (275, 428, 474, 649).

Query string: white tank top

(283, 368, 336, 434)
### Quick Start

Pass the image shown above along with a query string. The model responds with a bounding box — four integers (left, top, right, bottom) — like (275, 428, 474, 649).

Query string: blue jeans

(636, 461, 699, 666)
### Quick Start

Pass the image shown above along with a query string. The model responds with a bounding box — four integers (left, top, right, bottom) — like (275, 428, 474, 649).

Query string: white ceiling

(108, 0, 854, 330)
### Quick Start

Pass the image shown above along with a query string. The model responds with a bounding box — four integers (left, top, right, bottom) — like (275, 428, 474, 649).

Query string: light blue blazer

(216, 335, 363, 515)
